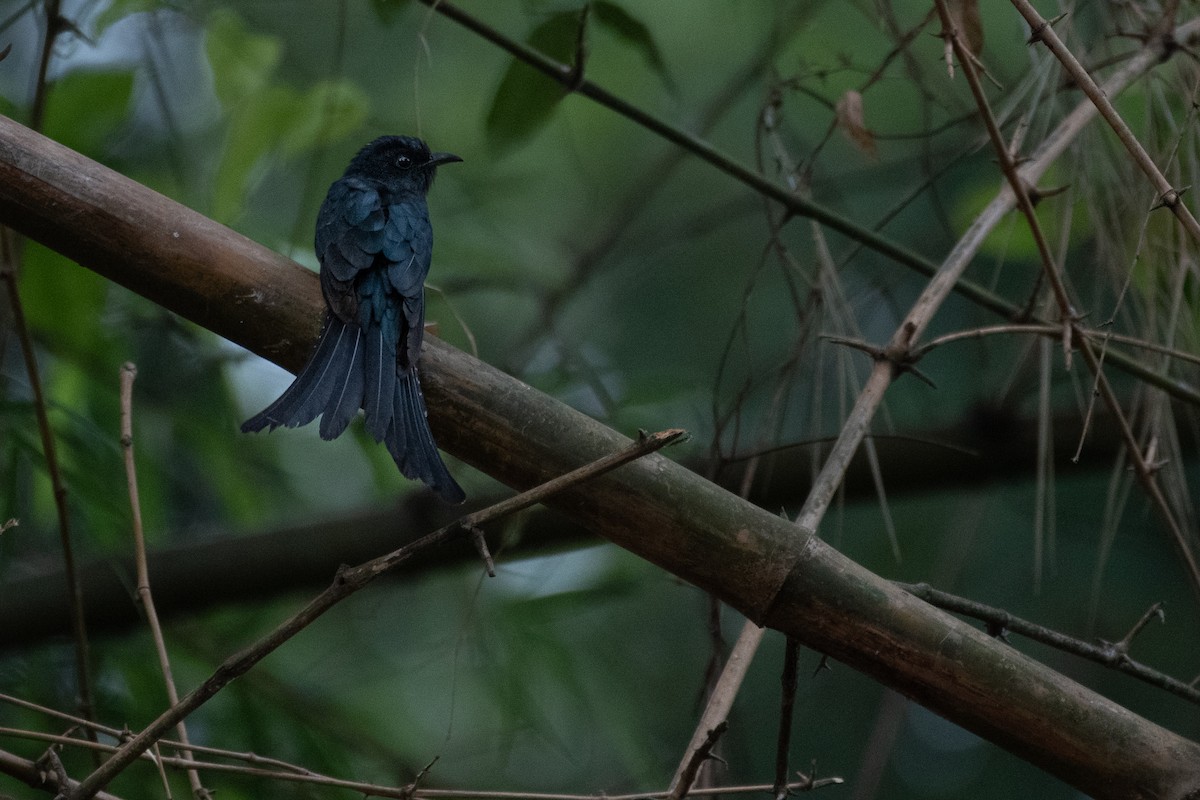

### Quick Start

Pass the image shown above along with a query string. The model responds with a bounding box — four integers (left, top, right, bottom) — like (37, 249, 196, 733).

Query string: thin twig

(0, 746, 124, 800)
(420, 0, 1200, 409)
(1109, 602, 1166, 654)
(912, 323, 1200, 368)
(0, 230, 97, 747)
(935, 0, 1200, 599)
(29, 0, 63, 132)
(772, 638, 801, 800)
(897, 584, 1199, 704)
(1014, 0, 1200, 246)
(668, 722, 728, 800)
(0, 693, 312, 775)
(1, 729, 841, 800)
(670, 623, 762, 792)
(3, 0, 100, 751)
(119, 363, 210, 799)
(63, 428, 687, 800)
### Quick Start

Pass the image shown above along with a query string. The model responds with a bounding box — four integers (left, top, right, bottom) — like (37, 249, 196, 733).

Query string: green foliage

(92, 0, 161, 35)
(42, 70, 134, 155)
(1, 2, 1198, 799)
(485, 11, 576, 151)
(485, 1, 670, 151)
(205, 9, 369, 222)
(591, 1, 671, 85)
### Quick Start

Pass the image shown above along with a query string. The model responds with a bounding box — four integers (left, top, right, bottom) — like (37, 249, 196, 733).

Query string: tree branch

(1, 117, 1198, 800)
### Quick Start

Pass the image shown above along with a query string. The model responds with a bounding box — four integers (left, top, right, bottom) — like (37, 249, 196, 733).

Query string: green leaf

(370, 0, 411, 24)
(93, 0, 160, 36)
(277, 81, 371, 156)
(204, 9, 282, 107)
(204, 11, 369, 222)
(485, 11, 579, 152)
(593, 1, 671, 85)
(212, 85, 296, 223)
(18, 243, 110, 359)
(41, 70, 134, 156)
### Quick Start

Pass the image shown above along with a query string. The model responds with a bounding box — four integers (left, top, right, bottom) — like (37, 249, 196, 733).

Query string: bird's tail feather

(317, 325, 365, 440)
(361, 316, 397, 442)
(385, 369, 465, 504)
(244, 314, 463, 503)
(242, 315, 358, 434)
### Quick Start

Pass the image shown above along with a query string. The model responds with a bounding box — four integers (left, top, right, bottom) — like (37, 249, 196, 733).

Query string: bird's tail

(384, 368, 465, 504)
(243, 313, 464, 503)
(241, 314, 364, 438)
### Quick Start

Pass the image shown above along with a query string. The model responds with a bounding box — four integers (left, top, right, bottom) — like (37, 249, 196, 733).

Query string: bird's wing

(316, 177, 388, 321)
(381, 200, 434, 369)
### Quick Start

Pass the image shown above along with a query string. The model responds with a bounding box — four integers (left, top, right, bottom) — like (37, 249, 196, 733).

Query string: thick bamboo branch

(1, 118, 1198, 800)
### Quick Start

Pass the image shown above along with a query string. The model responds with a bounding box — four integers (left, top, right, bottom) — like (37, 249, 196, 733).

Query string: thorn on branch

(564, 3, 590, 91)
(821, 334, 937, 388)
(670, 721, 729, 800)
(1026, 182, 1070, 206)
(985, 619, 1011, 642)
(36, 746, 69, 790)
(401, 755, 439, 800)
(1128, 436, 1169, 475)
(812, 654, 832, 678)
(1026, 12, 1068, 45)
(1101, 602, 1166, 662)
(468, 525, 496, 577)
(1151, 185, 1189, 211)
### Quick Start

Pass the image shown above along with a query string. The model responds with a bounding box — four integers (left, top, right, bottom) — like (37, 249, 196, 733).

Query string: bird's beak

(427, 152, 463, 168)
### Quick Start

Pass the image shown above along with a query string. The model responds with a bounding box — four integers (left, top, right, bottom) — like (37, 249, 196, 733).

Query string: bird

(241, 135, 465, 503)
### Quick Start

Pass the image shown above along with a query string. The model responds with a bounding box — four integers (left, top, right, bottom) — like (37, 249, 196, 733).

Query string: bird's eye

(395, 154, 413, 169)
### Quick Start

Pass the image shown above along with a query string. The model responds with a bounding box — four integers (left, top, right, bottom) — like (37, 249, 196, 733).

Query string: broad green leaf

(277, 80, 371, 156)
(18, 243, 110, 358)
(212, 85, 297, 222)
(93, 0, 160, 35)
(205, 8, 281, 106)
(212, 79, 369, 222)
(42, 70, 134, 156)
(593, 1, 671, 85)
(485, 11, 578, 151)
(370, 0, 410, 24)
(204, 11, 369, 222)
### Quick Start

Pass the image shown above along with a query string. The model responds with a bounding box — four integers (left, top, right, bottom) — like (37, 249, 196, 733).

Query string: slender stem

(772, 638, 801, 800)
(1013, 0, 1200, 246)
(0, 232, 97, 739)
(669, 722, 728, 800)
(669, 621, 763, 791)
(65, 429, 686, 800)
(119, 363, 209, 799)
(28, 0, 61, 132)
(7, 0, 101, 749)
(935, 0, 1199, 597)
(419, 0, 1200, 408)
(1, 733, 840, 800)
(898, 584, 1198, 704)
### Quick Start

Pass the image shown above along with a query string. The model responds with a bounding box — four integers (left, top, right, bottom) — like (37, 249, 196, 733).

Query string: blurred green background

(1, 1, 1198, 798)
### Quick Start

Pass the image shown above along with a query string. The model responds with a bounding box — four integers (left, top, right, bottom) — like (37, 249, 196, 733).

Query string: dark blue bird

(242, 136, 465, 503)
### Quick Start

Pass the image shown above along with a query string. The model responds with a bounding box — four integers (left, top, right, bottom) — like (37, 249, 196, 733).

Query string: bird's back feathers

(242, 136, 463, 502)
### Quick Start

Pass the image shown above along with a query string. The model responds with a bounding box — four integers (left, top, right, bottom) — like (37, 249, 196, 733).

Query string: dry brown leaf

(835, 90, 877, 158)
(946, 0, 985, 56)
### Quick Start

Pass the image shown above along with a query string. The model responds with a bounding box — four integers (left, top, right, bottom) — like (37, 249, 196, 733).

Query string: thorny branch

(934, 0, 1200, 597)
(900, 584, 1198, 704)
(61, 429, 687, 800)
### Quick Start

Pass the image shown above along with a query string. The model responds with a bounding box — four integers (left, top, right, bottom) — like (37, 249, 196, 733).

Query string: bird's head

(346, 135, 462, 195)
